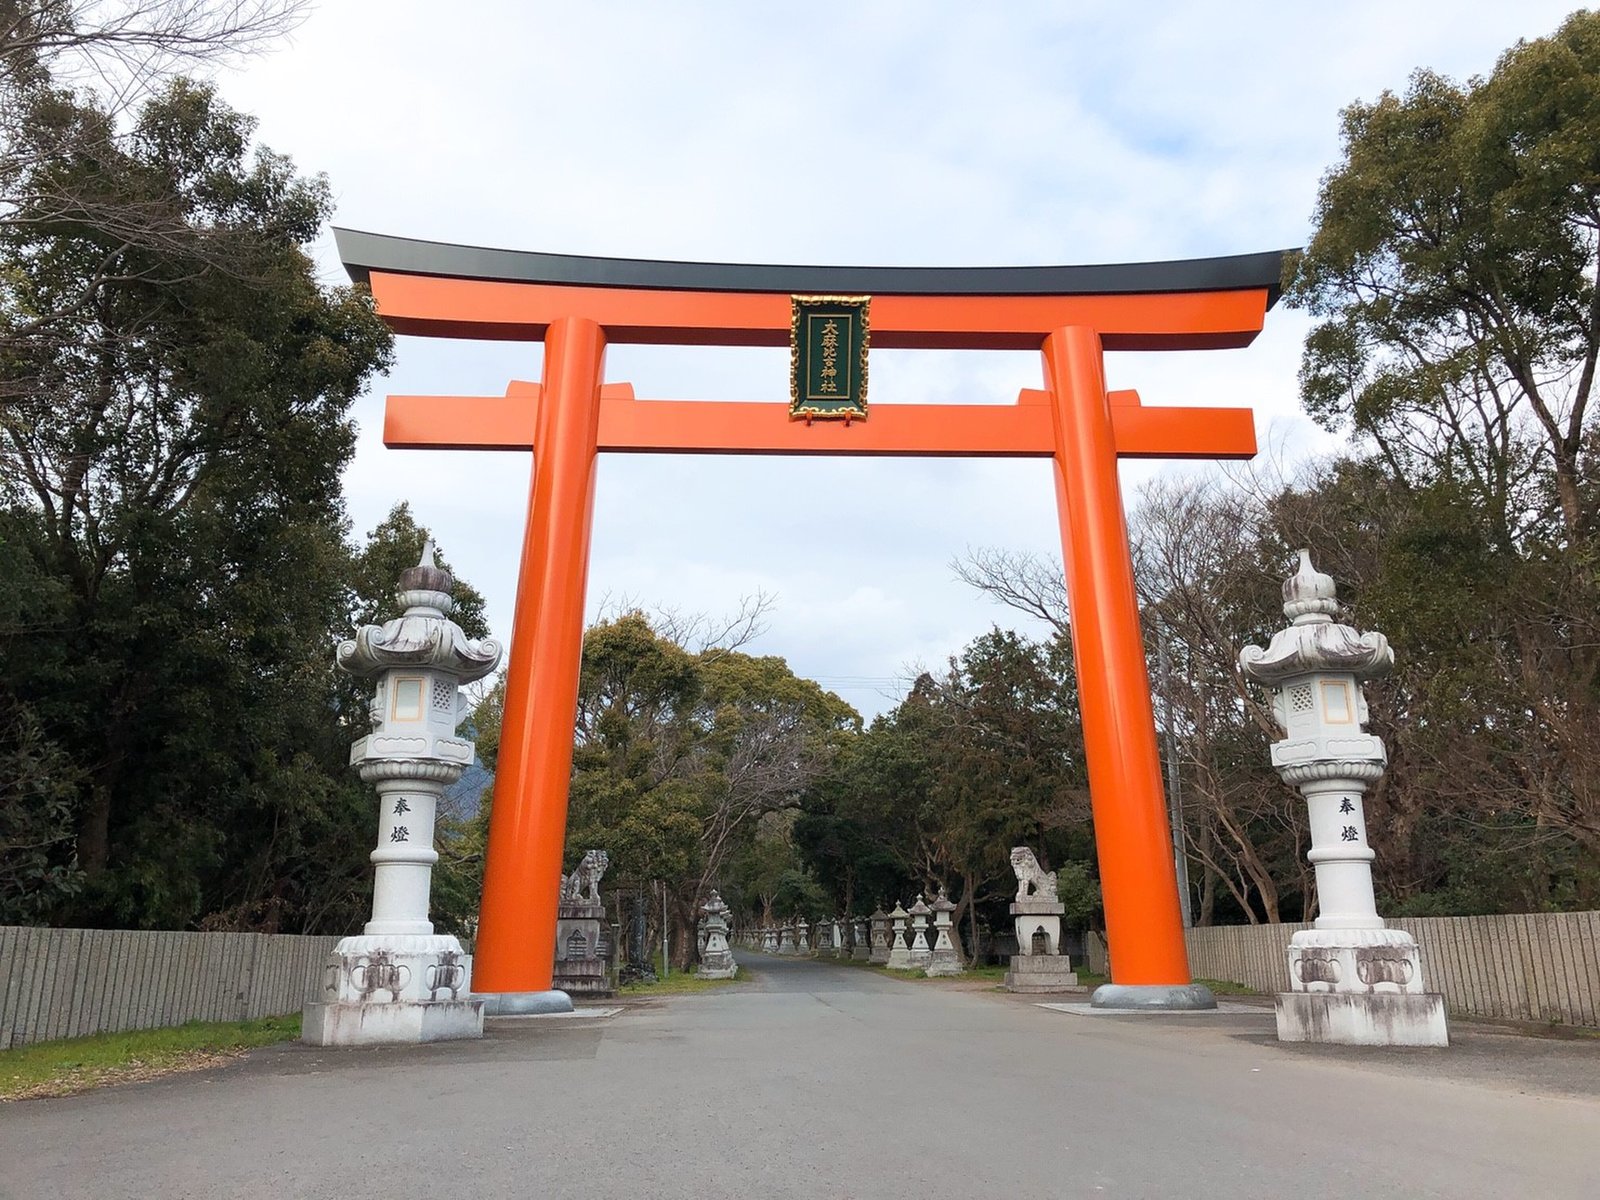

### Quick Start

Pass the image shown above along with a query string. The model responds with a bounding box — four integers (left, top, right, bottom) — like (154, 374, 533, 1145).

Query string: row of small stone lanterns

(735, 888, 965, 977)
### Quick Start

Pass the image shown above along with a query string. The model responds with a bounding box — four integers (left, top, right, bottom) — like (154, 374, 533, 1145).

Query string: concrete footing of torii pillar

(1242, 550, 1448, 1048)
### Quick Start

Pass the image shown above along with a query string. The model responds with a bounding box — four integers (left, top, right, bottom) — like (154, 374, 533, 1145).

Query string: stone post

(696, 890, 738, 980)
(1240, 550, 1448, 1047)
(925, 886, 963, 977)
(303, 544, 502, 1046)
(907, 894, 933, 971)
(831, 916, 845, 958)
(851, 915, 871, 961)
(869, 907, 891, 964)
(886, 902, 912, 970)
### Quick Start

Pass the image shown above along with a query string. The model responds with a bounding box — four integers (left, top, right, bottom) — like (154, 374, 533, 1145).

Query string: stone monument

(1240, 551, 1449, 1047)
(696, 890, 738, 980)
(553, 848, 613, 998)
(1003, 846, 1079, 992)
(925, 886, 963, 977)
(886, 901, 912, 970)
(851, 915, 871, 961)
(304, 545, 502, 1045)
(795, 916, 811, 955)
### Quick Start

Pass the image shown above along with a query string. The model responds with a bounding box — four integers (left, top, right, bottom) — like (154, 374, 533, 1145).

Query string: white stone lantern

(868, 907, 890, 964)
(1240, 550, 1448, 1047)
(907, 894, 933, 970)
(303, 544, 502, 1046)
(696, 890, 738, 980)
(925, 887, 963, 977)
(795, 916, 811, 955)
(886, 901, 912, 970)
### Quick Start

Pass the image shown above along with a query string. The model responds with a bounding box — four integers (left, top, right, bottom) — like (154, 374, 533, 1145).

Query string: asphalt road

(2, 953, 1597, 1199)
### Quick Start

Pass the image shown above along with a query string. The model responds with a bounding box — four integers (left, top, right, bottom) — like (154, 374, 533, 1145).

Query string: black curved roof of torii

(334, 228, 1291, 306)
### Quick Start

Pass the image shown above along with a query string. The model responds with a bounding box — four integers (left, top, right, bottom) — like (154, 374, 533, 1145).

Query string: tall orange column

(474, 317, 607, 994)
(1043, 326, 1194, 991)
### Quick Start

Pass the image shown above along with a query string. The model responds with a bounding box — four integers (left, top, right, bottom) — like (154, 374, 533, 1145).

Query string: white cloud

(216, 1, 1578, 716)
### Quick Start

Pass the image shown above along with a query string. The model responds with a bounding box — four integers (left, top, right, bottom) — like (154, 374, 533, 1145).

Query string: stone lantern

(907, 894, 933, 970)
(1240, 550, 1448, 1047)
(868, 906, 891, 964)
(763, 924, 778, 953)
(776, 920, 795, 956)
(925, 887, 963, 977)
(795, 916, 811, 955)
(851, 915, 871, 961)
(813, 915, 832, 954)
(886, 901, 912, 969)
(303, 544, 502, 1046)
(696, 890, 738, 980)
(831, 915, 845, 958)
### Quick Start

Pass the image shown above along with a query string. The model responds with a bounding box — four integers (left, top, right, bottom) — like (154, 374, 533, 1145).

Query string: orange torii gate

(336, 229, 1286, 1011)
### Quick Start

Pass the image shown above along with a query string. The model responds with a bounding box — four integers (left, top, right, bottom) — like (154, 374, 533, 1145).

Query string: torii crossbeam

(337, 228, 1285, 1011)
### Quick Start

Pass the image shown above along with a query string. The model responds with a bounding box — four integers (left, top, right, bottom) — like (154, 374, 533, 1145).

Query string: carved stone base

(302, 998, 483, 1046)
(908, 946, 932, 971)
(869, 944, 890, 965)
(553, 956, 613, 997)
(1286, 927, 1430, 994)
(886, 943, 912, 970)
(852, 941, 871, 961)
(1003, 953, 1078, 992)
(303, 934, 484, 1046)
(697, 951, 738, 981)
(925, 948, 963, 977)
(1276, 991, 1449, 1046)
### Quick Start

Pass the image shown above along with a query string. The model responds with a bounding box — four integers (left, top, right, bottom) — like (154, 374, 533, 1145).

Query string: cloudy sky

(218, 2, 1580, 717)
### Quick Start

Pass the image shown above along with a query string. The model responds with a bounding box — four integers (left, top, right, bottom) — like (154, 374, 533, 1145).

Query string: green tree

(0, 76, 392, 929)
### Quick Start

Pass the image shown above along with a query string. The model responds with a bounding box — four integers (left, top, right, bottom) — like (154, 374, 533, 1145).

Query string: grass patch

(620, 967, 755, 996)
(1, 1015, 301, 1101)
(1196, 977, 1256, 996)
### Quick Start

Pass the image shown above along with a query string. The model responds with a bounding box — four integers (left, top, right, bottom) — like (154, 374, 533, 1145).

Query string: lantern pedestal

(1275, 928, 1447, 1046)
(302, 933, 484, 1046)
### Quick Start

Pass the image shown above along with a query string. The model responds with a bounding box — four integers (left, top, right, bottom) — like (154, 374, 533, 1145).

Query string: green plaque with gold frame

(789, 295, 870, 420)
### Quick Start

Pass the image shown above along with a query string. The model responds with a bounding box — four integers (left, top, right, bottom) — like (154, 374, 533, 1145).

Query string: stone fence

(0, 926, 339, 1048)
(1086, 912, 1600, 1028)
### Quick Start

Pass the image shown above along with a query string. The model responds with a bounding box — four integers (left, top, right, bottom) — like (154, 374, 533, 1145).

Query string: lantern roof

(1239, 550, 1392, 685)
(337, 544, 502, 682)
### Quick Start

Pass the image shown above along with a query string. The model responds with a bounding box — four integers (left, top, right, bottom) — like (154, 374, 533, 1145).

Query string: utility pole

(1156, 629, 1194, 929)
(660, 878, 670, 978)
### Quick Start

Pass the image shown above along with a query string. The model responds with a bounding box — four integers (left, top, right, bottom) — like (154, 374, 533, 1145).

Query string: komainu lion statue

(1009, 846, 1059, 902)
(563, 848, 610, 905)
